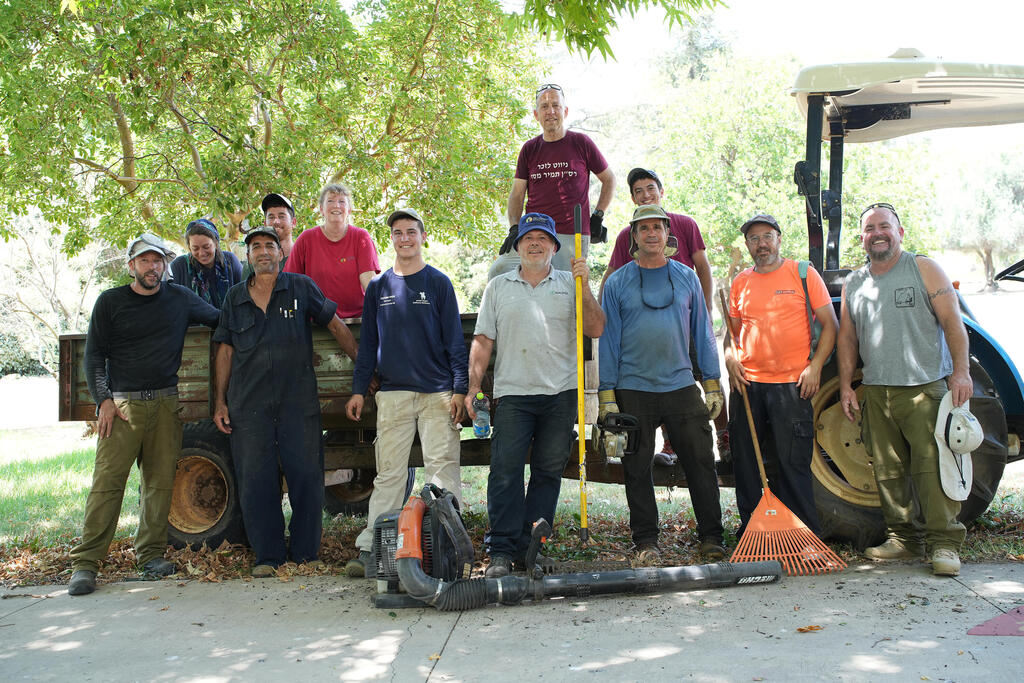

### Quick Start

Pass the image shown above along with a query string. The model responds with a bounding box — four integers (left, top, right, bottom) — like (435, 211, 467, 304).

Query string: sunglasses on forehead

(860, 202, 901, 225)
(536, 83, 563, 96)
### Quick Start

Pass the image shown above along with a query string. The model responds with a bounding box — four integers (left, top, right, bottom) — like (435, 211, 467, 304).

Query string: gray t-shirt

(475, 267, 577, 398)
(846, 251, 953, 386)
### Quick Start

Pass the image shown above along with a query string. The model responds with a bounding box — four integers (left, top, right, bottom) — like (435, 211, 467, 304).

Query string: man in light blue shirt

(599, 204, 725, 562)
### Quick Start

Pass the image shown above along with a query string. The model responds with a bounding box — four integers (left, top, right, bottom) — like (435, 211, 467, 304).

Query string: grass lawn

(1, 425, 1022, 587)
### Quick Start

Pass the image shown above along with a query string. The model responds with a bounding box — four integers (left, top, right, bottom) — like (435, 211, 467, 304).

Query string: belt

(111, 387, 178, 401)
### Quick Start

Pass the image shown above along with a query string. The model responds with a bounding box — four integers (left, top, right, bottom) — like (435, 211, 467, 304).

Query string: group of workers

(67, 84, 973, 596)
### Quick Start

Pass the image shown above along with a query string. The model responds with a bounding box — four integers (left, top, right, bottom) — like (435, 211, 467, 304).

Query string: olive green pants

(70, 396, 182, 573)
(861, 381, 965, 553)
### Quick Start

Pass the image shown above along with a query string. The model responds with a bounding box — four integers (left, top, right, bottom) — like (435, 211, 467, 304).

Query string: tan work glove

(702, 378, 724, 420)
(597, 389, 627, 459)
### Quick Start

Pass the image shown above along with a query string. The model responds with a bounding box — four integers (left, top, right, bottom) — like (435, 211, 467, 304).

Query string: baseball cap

(740, 213, 781, 235)
(126, 232, 172, 260)
(626, 168, 663, 192)
(386, 207, 425, 228)
(244, 225, 282, 247)
(261, 192, 295, 216)
(933, 391, 983, 501)
(514, 213, 560, 252)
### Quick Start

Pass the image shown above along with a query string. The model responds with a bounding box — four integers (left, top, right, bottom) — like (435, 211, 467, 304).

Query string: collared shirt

(475, 267, 577, 398)
(213, 272, 337, 416)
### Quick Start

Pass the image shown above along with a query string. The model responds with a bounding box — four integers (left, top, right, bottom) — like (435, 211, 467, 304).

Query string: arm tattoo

(928, 286, 953, 301)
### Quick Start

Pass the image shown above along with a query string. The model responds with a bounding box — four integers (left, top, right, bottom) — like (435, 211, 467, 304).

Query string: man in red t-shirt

(489, 84, 615, 279)
(725, 214, 838, 537)
(285, 183, 380, 318)
(599, 168, 720, 462)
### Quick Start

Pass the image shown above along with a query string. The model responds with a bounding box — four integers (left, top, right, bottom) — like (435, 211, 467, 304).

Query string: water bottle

(472, 392, 491, 438)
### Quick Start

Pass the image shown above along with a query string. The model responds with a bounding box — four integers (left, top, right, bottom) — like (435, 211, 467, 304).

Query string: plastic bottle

(472, 392, 491, 438)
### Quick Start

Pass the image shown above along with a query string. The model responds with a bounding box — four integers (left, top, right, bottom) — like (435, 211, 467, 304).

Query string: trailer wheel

(168, 420, 247, 549)
(811, 360, 1007, 549)
(324, 467, 416, 517)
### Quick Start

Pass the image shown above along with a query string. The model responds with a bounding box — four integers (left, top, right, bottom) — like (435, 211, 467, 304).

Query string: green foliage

(512, 0, 719, 59)
(0, 333, 48, 376)
(0, 0, 542, 252)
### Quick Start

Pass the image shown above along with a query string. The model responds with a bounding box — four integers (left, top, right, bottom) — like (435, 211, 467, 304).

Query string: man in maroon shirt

(490, 84, 615, 279)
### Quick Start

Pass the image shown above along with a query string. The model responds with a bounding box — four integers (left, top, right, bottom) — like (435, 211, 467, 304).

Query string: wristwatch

(594, 209, 604, 218)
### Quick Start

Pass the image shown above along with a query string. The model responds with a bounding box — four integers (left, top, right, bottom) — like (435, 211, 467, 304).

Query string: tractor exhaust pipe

(394, 497, 783, 611)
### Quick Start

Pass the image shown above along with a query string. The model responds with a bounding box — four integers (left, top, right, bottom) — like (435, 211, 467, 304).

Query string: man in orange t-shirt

(725, 214, 838, 536)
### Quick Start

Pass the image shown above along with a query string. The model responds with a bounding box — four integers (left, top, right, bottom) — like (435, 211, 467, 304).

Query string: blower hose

(394, 497, 783, 612)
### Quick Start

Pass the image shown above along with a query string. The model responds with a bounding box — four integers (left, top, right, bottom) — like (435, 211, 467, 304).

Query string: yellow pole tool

(573, 204, 589, 544)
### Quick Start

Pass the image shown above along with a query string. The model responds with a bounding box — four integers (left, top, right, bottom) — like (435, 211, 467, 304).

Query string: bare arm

(918, 256, 972, 406)
(213, 343, 235, 434)
(723, 314, 748, 390)
(358, 271, 374, 293)
(327, 315, 358, 361)
(837, 284, 860, 421)
(573, 257, 605, 337)
(797, 301, 839, 399)
(464, 334, 495, 419)
(594, 167, 615, 213)
(507, 178, 527, 227)
(691, 249, 714, 314)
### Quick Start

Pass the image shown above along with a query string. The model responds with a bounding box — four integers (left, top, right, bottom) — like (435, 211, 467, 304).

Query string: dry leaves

(796, 625, 823, 633)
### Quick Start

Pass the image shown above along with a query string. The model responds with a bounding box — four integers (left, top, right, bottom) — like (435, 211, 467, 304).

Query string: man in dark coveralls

(213, 226, 358, 577)
(69, 233, 221, 596)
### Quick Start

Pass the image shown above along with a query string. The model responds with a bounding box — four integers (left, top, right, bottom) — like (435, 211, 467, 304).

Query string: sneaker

(634, 542, 661, 565)
(345, 551, 374, 578)
(864, 539, 922, 561)
(142, 557, 176, 578)
(251, 564, 276, 578)
(485, 555, 513, 578)
(931, 549, 961, 576)
(699, 538, 727, 561)
(68, 570, 96, 596)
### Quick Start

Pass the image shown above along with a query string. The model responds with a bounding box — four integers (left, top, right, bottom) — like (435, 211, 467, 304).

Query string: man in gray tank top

(838, 203, 973, 577)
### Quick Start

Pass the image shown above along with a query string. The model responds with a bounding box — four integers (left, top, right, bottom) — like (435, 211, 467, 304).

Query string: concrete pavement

(2, 561, 1022, 681)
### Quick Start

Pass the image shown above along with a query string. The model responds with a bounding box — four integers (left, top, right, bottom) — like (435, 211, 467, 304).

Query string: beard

(867, 239, 897, 262)
(131, 269, 161, 290)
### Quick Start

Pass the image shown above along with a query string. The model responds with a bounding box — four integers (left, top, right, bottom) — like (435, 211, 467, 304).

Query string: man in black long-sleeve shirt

(69, 233, 220, 596)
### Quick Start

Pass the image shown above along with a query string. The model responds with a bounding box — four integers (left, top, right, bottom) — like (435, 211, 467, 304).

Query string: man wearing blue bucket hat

(467, 212, 604, 578)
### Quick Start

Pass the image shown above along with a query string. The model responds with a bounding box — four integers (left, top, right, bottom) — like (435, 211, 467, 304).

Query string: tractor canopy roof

(791, 48, 1024, 142)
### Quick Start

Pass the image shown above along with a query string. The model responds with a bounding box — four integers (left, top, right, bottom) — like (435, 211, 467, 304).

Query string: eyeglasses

(860, 202, 901, 225)
(536, 83, 563, 96)
(745, 232, 778, 245)
(639, 266, 675, 310)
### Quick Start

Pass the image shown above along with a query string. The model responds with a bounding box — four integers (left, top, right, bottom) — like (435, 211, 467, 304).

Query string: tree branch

(167, 96, 207, 179)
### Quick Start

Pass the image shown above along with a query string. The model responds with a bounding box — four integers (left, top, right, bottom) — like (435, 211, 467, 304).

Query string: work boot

(142, 557, 176, 578)
(634, 542, 661, 566)
(345, 551, 375, 579)
(864, 539, 923, 561)
(68, 570, 96, 596)
(485, 555, 513, 578)
(931, 549, 961, 577)
(251, 564, 276, 579)
(699, 538, 727, 561)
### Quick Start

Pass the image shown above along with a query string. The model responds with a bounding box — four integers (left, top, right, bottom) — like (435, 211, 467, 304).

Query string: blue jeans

(729, 382, 821, 536)
(485, 391, 575, 558)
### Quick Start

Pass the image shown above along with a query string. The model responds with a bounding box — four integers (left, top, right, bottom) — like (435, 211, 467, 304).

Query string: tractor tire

(168, 420, 247, 549)
(811, 360, 1007, 549)
(324, 467, 416, 517)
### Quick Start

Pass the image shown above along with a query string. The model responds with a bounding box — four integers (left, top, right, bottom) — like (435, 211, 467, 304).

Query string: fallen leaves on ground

(796, 625, 823, 633)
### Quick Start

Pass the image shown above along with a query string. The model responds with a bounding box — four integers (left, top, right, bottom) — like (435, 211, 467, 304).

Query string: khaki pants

(355, 391, 462, 551)
(70, 395, 183, 572)
(861, 381, 965, 553)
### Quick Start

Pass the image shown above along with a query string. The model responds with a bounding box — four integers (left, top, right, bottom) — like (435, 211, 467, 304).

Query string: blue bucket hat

(184, 217, 220, 242)
(513, 213, 560, 252)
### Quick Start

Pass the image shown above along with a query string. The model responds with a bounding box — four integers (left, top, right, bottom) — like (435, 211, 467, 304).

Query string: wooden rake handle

(717, 289, 770, 491)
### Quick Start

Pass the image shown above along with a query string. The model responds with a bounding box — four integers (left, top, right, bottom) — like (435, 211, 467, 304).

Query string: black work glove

(589, 211, 607, 243)
(498, 224, 518, 255)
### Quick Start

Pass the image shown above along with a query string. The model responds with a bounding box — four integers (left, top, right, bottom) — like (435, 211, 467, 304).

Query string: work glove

(589, 211, 607, 243)
(498, 225, 518, 255)
(597, 389, 627, 459)
(702, 379, 724, 420)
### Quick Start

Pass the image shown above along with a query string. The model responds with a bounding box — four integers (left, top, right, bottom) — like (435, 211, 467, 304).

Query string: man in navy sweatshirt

(344, 208, 469, 577)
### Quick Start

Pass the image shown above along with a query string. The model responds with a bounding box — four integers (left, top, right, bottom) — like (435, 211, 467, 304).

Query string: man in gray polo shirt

(466, 212, 604, 578)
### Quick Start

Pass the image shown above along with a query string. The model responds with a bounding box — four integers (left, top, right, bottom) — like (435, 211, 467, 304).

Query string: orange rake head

(730, 489, 847, 576)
